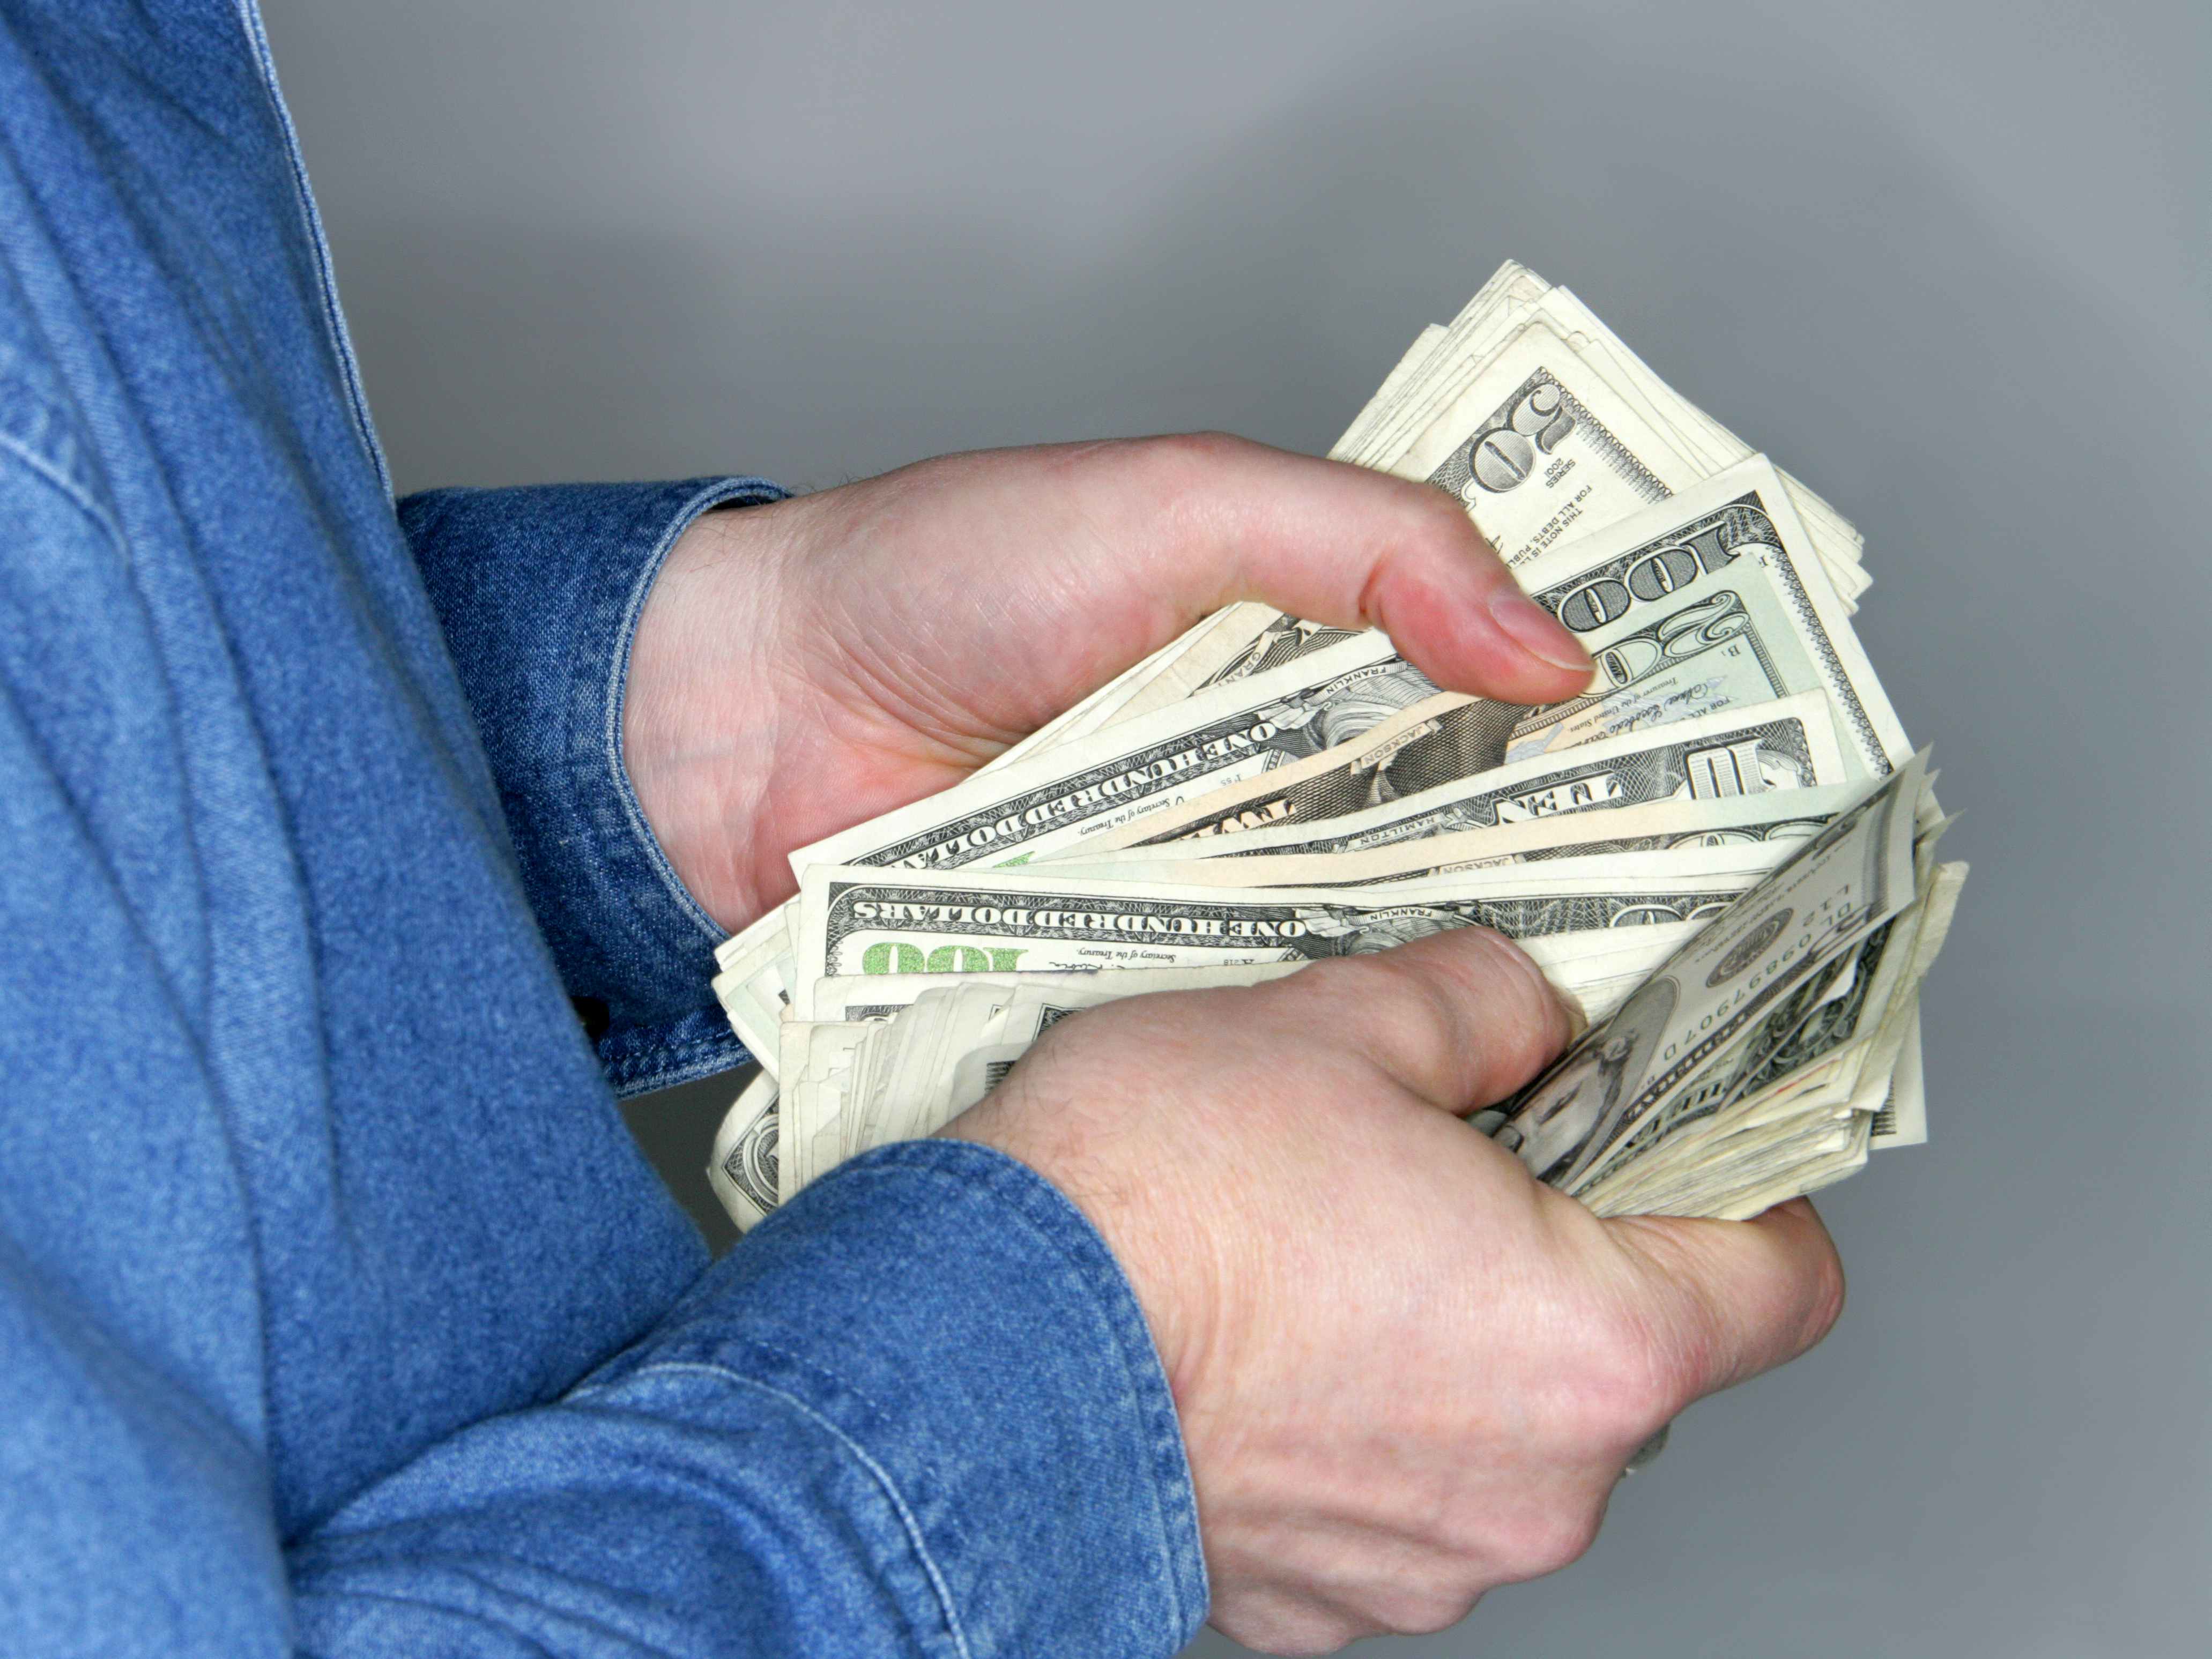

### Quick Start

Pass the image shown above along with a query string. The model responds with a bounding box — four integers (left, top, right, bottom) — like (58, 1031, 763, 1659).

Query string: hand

(942, 929, 1846, 1655)
(623, 435, 1593, 933)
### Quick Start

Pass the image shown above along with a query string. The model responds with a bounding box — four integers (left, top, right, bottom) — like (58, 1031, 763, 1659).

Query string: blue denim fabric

(0, 4, 1206, 1656)
(399, 477, 787, 1096)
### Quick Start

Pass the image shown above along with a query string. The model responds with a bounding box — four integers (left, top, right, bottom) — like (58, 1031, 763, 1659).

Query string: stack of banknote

(705, 260, 1966, 1233)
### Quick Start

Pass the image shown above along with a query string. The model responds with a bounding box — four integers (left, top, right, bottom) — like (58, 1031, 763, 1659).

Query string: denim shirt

(0, 4, 1205, 1655)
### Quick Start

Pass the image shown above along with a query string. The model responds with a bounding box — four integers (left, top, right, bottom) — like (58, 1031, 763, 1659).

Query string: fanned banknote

(1057, 455, 1904, 861)
(1094, 261, 1866, 733)
(702, 262, 1963, 1236)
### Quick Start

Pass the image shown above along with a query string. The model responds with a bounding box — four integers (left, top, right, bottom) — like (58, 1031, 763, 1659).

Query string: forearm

(290, 1143, 1205, 1659)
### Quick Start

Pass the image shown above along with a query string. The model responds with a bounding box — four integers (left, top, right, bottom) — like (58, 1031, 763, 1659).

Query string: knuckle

(1283, 952, 1414, 1020)
(1011, 994, 1201, 1091)
(1501, 1502, 1606, 1581)
(1275, 953, 1378, 1002)
(1801, 1241, 1849, 1346)
(1565, 1296, 1702, 1442)
(1411, 474, 1476, 528)
(1633, 1314, 1718, 1425)
(1461, 925, 1565, 1018)
(1213, 1598, 1367, 1657)
(1286, 933, 1570, 1104)
(1140, 428, 1253, 484)
(1369, 1580, 1481, 1638)
(1296, 953, 1455, 1062)
(1423, 928, 1567, 1053)
(1401, 473, 1491, 546)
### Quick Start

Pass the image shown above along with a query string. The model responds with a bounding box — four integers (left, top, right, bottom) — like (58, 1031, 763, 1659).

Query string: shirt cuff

(400, 477, 785, 1093)
(596, 1138, 1210, 1657)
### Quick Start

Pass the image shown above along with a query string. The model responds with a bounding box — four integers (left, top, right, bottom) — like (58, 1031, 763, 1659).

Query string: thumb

(1603, 1198, 1847, 1403)
(979, 434, 1595, 708)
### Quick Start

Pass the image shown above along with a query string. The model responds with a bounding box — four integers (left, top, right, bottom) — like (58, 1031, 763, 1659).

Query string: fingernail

(1486, 587, 1592, 674)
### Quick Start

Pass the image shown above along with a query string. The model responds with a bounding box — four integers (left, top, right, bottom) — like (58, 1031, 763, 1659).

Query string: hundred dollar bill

(1570, 925, 1898, 1211)
(1880, 1010, 1926, 1147)
(1064, 462, 1901, 861)
(711, 906, 801, 1065)
(761, 923, 1708, 1222)
(1107, 268, 1867, 726)
(1519, 866, 1934, 1212)
(1515, 805, 1933, 1208)
(1582, 849, 1958, 1217)
(790, 630, 1445, 875)
(1727, 854, 1963, 1155)
(709, 960, 1324, 1229)
(707, 919, 1717, 1235)
(980, 621, 1222, 772)
(811, 961, 1313, 1022)
(721, 694, 1850, 1073)
(1334, 263, 1552, 466)
(1368, 287, 1865, 586)
(1498, 457, 1896, 770)
(729, 634, 1443, 1062)
(1330, 263, 1864, 590)
(783, 962, 1330, 1200)
(1019, 839, 1800, 910)
(707, 1068, 782, 1232)
(1085, 690, 1847, 860)
(790, 860, 1774, 1018)
(1048, 782, 1863, 889)
(1488, 751, 1928, 1193)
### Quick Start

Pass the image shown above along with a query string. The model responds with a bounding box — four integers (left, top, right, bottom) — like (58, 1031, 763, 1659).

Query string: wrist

(622, 496, 801, 933)
(940, 1078, 1231, 1414)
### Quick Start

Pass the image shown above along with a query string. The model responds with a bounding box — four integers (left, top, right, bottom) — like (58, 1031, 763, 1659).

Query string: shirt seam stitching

(0, 428, 127, 550)
(234, 0, 394, 497)
(798, 1149, 1204, 1637)
(573, 1357, 975, 1659)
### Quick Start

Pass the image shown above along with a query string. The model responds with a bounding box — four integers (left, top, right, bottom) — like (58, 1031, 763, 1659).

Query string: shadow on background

(623, 1069, 749, 1256)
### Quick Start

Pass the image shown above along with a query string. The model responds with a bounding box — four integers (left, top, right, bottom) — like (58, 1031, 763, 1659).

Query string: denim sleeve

(288, 1141, 1209, 1657)
(0, 443, 1206, 1657)
(399, 479, 786, 1096)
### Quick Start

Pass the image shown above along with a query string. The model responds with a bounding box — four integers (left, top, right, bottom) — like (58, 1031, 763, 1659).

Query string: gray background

(263, 2, 2209, 1653)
